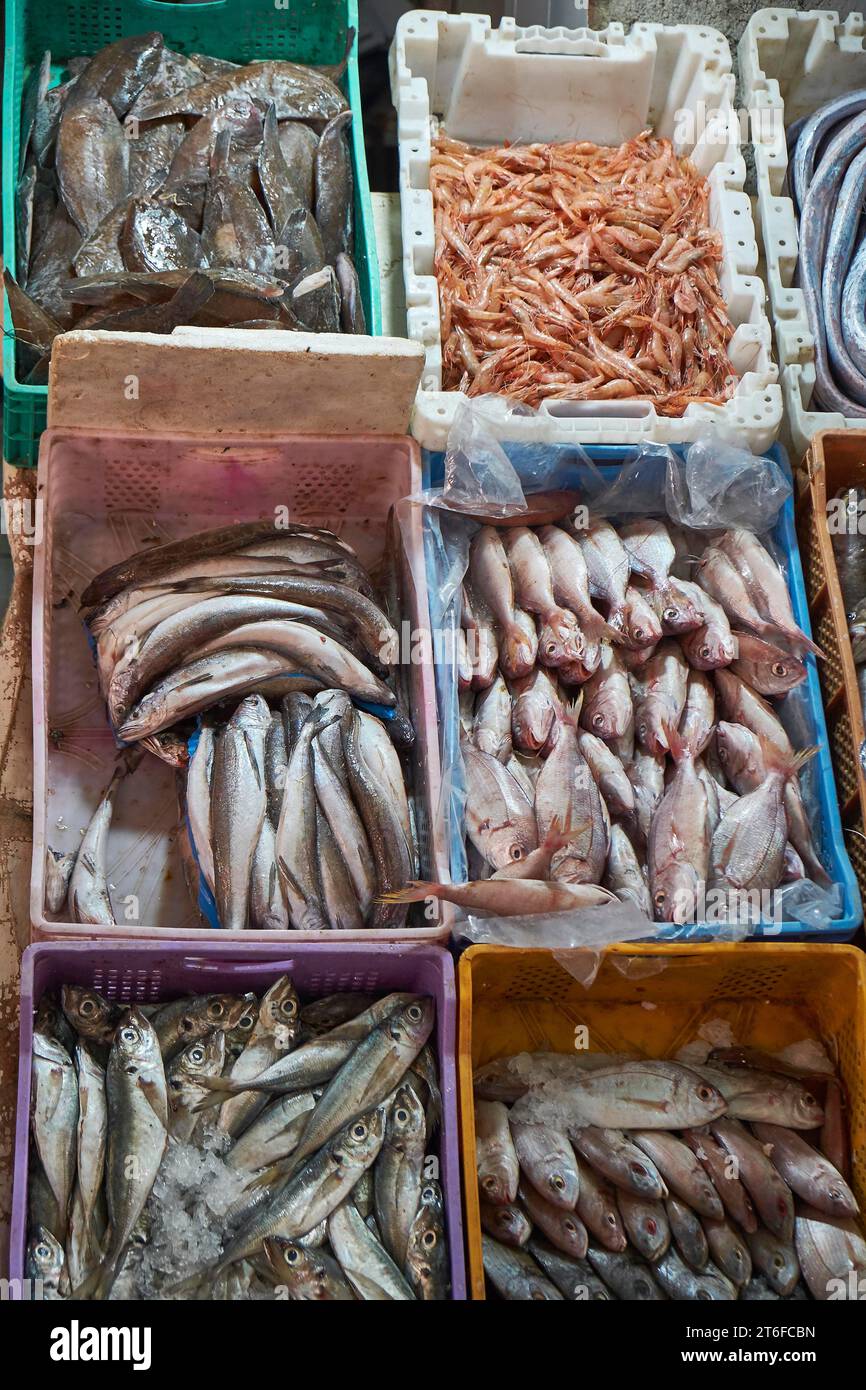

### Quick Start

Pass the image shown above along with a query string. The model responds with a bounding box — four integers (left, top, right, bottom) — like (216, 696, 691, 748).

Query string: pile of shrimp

(432, 131, 737, 412)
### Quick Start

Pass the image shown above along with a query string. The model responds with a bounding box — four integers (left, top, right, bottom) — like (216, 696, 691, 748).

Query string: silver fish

(218, 975, 300, 1138)
(45, 848, 77, 914)
(31, 1032, 78, 1244)
(86, 1008, 168, 1298)
(374, 1083, 426, 1267)
(329, 1200, 416, 1301)
(482, 1236, 564, 1300)
(211, 695, 271, 930)
(166, 1030, 226, 1143)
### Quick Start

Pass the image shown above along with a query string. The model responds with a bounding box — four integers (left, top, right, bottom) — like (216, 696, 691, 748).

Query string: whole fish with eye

(31, 1032, 79, 1244)
(374, 1082, 426, 1266)
(78, 1008, 168, 1299)
(218, 975, 300, 1138)
(405, 1180, 450, 1300)
(167, 1031, 226, 1143)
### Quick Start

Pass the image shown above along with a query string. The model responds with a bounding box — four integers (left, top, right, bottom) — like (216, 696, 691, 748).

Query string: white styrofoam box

(739, 8, 866, 462)
(389, 11, 781, 453)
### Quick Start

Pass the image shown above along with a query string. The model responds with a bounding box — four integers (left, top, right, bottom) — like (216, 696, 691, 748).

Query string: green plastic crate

(2, 0, 381, 467)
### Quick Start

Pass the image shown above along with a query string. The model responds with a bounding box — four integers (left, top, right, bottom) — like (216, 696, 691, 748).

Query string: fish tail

(377, 880, 440, 905)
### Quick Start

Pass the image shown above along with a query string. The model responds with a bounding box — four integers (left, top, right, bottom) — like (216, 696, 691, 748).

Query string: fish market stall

(391, 12, 781, 452)
(10, 940, 466, 1299)
(459, 943, 866, 1300)
(740, 8, 866, 460)
(2, 0, 380, 466)
(418, 436, 860, 942)
(32, 427, 449, 940)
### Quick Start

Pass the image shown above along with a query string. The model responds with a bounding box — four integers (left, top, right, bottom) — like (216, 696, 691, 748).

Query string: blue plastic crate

(421, 441, 862, 943)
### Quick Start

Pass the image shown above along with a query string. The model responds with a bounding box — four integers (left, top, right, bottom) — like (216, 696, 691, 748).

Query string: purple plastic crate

(12, 940, 466, 1300)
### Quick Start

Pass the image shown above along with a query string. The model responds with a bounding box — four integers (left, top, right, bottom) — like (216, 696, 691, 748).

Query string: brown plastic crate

(796, 430, 866, 901)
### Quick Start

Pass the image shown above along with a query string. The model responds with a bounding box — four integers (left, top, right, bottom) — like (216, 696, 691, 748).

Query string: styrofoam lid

(48, 328, 425, 438)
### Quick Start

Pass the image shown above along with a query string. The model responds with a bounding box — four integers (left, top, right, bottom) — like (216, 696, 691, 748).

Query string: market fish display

(28, 982, 450, 1299)
(8, 31, 364, 384)
(45, 518, 420, 929)
(476, 1052, 862, 1300)
(788, 91, 866, 417)
(431, 132, 736, 412)
(395, 513, 828, 925)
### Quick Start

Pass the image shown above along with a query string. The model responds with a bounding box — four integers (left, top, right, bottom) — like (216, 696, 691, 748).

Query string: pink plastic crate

(11, 940, 466, 1299)
(32, 428, 448, 941)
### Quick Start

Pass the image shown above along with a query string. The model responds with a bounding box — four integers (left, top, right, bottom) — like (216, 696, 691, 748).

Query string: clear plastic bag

(404, 402, 843, 942)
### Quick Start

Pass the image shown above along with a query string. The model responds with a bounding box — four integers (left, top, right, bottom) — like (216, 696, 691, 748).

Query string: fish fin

(376, 881, 438, 905)
(601, 622, 627, 645)
(666, 723, 689, 765)
(243, 729, 264, 789)
(783, 627, 824, 660)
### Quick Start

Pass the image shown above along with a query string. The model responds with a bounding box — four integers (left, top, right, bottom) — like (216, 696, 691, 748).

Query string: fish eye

(209, 1001, 226, 1018)
(664, 607, 678, 622)
(36, 1243, 51, 1259)
(422, 1231, 437, 1250)
(545, 642, 559, 657)
(645, 1218, 657, 1234)
(407, 1004, 423, 1022)
(717, 745, 728, 762)
(281, 999, 298, 1016)
(697, 1085, 715, 1102)
(238, 1015, 254, 1030)
(351, 1123, 367, 1140)
(190, 1047, 205, 1063)
(700, 645, 712, 659)
(80, 999, 97, 1016)
(510, 845, 525, 861)
(564, 1219, 578, 1234)
(482, 1175, 497, 1193)
(804, 1092, 816, 1106)
(637, 1280, 653, 1297)
(592, 713, 605, 729)
(396, 1108, 409, 1124)
(120, 1027, 137, 1043)
(286, 1248, 299, 1264)
(552, 1174, 566, 1191)
(653, 890, 666, 908)
(771, 662, 787, 677)
(629, 1163, 648, 1179)
(422, 1187, 436, 1202)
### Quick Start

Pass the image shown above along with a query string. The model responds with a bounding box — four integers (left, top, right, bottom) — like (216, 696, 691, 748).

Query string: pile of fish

(9, 30, 363, 382)
(47, 517, 420, 929)
(474, 1050, 863, 1301)
(395, 515, 830, 925)
(431, 132, 735, 411)
(28, 982, 449, 1300)
(788, 90, 866, 418)
(80, 518, 405, 749)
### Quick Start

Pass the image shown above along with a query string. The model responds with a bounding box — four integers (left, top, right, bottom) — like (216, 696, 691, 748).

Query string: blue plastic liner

(421, 441, 862, 943)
